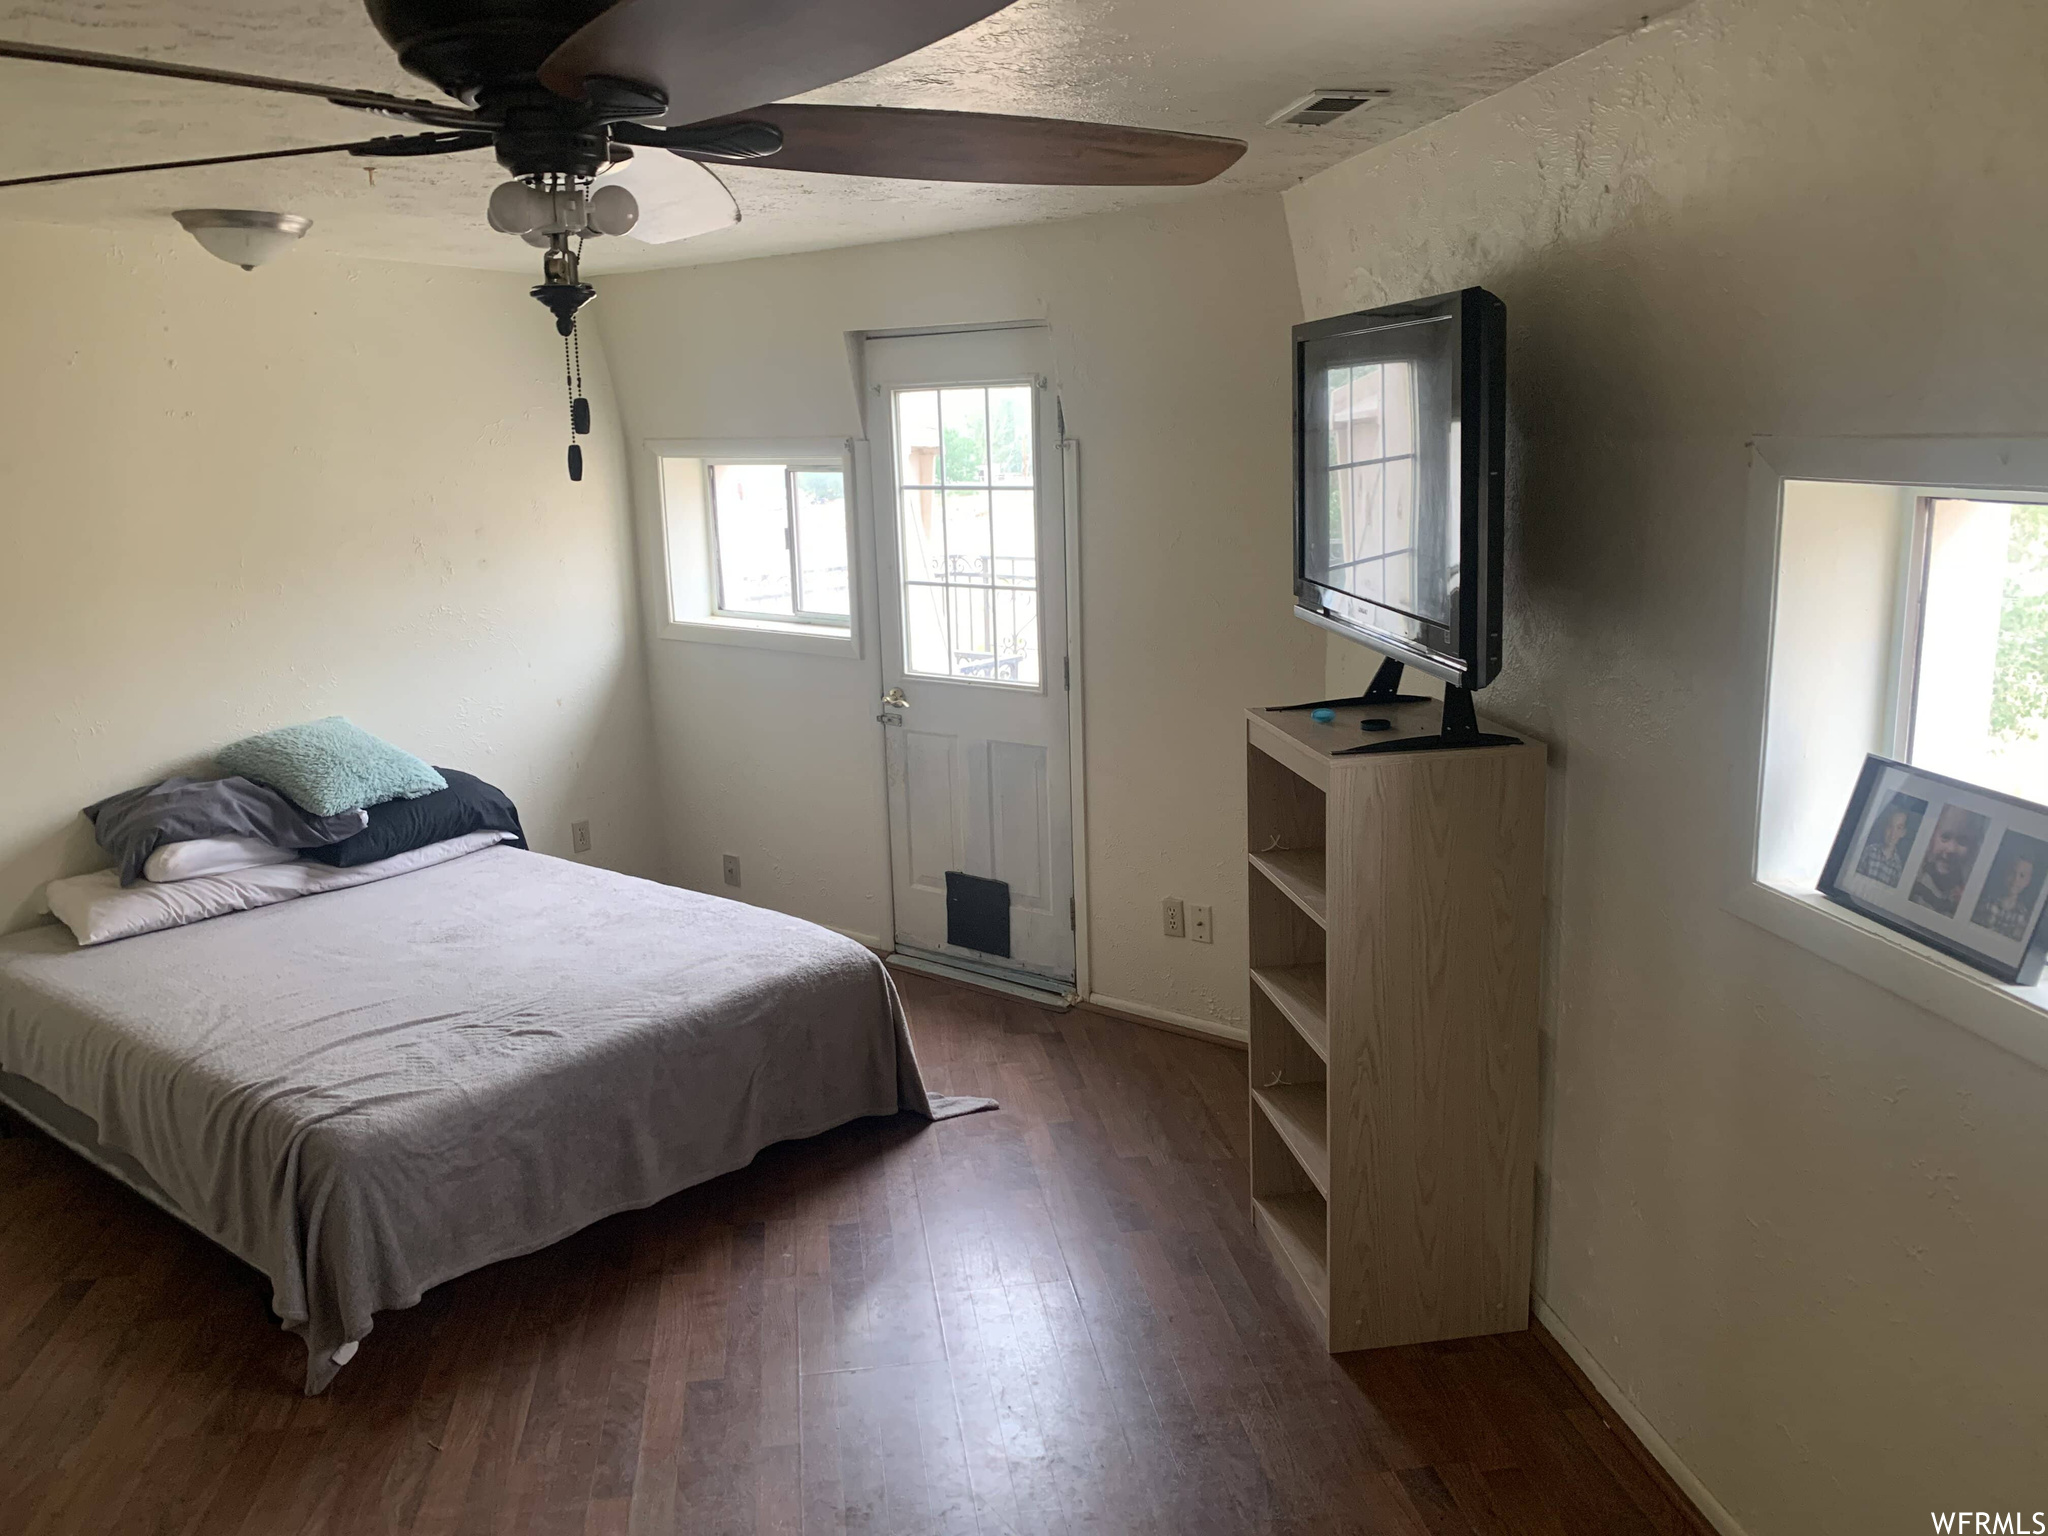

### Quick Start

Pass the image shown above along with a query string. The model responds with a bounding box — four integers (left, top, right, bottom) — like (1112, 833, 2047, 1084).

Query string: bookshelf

(1245, 698, 1545, 1351)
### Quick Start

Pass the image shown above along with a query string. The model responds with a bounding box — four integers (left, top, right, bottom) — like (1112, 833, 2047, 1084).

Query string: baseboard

(885, 953, 1076, 1009)
(1078, 993, 1249, 1051)
(1531, 1299, 1745, 1536)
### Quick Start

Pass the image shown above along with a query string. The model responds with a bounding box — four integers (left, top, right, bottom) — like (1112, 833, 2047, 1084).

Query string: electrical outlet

(570, 820, 592, 855)
(722, 854, 741, 888)
(1189, 904, 1213, 944)
(1162, 897, 1185, 938)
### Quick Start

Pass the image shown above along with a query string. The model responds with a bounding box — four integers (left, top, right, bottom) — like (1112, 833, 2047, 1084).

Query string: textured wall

(1286, 0, 2048, 1528)
(0, 223, 666, 929)
(595, 193, 1323, 1028)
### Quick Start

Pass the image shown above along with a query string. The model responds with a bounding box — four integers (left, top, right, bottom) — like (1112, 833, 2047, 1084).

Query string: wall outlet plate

(570, 820, 592, 855)
(1163, 897, 1185, 938)
(722, 854, 741, 888)
(1189, 904, 1213, 944)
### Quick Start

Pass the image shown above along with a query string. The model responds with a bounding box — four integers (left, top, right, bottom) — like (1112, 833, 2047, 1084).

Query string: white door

(865, 327, 1076, 986)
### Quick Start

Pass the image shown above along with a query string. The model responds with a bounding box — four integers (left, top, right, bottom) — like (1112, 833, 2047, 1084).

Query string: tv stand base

(1269, 658, 1522, 754)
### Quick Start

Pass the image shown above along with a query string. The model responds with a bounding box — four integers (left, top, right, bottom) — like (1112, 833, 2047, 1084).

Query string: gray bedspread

(0, 847, 989, 1393)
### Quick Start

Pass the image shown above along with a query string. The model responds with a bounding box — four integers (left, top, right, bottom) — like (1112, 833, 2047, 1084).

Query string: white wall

(0, 223, 665, 930)
(594, 193, 1322, 1025)
(1286, 0, 2048, 1528)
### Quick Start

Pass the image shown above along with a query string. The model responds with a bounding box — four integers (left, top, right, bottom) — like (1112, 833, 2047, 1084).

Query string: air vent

(1267, 88, 1391, 128)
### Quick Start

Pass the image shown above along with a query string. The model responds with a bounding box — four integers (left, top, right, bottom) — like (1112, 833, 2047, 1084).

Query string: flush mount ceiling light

(172, 208, 313, 270)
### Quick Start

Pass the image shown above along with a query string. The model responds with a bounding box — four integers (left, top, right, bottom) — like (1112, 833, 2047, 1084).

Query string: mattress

(0, 846, 987, 1393)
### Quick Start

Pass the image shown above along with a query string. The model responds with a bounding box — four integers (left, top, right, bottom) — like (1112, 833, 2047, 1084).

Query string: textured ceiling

(0, 0, 1678, 273)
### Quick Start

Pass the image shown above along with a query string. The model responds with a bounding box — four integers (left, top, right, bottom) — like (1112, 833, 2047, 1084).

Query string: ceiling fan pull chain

(571, 323, 591, 437)
(564, 326, 584, 483)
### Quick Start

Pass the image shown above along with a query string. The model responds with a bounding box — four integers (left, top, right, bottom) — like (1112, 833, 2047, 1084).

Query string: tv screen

(1293, 286, 1505, 690)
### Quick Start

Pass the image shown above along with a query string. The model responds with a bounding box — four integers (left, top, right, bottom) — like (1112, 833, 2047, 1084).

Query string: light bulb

(487, 180, 553, 236)
(587, 184, 639, 237)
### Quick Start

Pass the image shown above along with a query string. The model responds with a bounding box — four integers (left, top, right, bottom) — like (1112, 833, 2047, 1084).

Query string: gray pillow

(83, 776, 369, 886)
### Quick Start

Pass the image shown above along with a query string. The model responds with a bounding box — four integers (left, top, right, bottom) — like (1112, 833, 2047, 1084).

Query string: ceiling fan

(0, 0, 1248, 479)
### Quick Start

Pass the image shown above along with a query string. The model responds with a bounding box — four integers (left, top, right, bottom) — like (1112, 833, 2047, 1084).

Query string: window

(890, 383, 1041, 686)
(651, 439, 858, 657)
(1734, 438, 2048, 1074)
(1896, 497, 2048, 803)
(709, 462, 849, 624)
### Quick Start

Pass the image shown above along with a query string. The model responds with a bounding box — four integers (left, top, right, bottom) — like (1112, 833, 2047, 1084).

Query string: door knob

(881, 687, 910, 708)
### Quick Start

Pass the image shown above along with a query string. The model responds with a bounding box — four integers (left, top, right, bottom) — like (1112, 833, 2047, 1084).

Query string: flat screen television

(1292, 286, 1506, 691)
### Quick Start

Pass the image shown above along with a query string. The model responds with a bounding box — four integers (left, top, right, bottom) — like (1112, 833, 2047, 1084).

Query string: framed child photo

(1821, 754, 2048, 985)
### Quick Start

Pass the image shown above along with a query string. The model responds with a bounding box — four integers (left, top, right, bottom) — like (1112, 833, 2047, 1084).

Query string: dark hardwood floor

(0, 972, 1700, 1536)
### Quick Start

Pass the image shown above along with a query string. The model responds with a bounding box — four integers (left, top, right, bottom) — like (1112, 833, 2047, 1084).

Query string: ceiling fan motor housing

(364, 0, 669, 179)
(363, 0, 612, 106)
(492, 96, 613, 178)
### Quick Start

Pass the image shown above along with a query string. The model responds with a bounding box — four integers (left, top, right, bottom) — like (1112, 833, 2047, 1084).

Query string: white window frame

(1732, 436, 2048, 1072)
(643, 436, 864, 659)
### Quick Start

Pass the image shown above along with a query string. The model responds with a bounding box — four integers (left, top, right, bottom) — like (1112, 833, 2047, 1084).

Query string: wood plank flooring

(0, 973, 1701, 1535)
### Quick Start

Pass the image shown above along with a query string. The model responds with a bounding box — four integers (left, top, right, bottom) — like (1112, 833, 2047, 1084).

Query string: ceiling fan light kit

(172, 209, 313, 270)
(2, 0, 1251, 478)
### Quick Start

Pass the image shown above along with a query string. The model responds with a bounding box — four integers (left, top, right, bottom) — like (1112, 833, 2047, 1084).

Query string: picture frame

(1820, 754, 2048, 985)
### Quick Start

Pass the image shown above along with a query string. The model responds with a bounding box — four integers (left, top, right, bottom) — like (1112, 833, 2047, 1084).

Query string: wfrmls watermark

(1932, 1516, 2048, 1533)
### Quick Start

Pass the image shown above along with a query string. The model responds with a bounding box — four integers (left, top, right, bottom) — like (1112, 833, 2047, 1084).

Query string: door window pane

(891, 382, 1041, 687)
(900, 488, 946, 581)
(940, 388, 989, 485)
(944, 490, 992, 581)
(990, 387, 1034, 486)
(951, 586, 993, 677)
(995, 589, 1040, 685)
(897, 390, 942, 489)
(991, 489, 1037, 587)
(905, 583, 950, 675)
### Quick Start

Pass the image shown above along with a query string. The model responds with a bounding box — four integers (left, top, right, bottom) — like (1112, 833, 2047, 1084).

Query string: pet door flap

(945, 871, 1012, 958)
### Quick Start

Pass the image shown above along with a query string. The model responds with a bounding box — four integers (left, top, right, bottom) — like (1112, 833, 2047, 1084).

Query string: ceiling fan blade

(596, 150, 738, 244)
(538, 0, 1013, 128)
(0, 39, 484, 129)
(661, 104, 1247, 187)
(0, 133, 492, 191)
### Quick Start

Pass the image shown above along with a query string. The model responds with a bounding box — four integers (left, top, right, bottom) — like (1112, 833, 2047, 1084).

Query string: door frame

(852, 321, 1091, 1000)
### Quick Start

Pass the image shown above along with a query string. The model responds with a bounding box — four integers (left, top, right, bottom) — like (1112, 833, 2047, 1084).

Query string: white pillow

(143, 836, 298, 883)
(46, 831, 515, 946)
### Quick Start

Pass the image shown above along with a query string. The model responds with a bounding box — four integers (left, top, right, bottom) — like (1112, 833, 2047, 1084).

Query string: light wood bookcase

(1245, 699, 1545, 1352)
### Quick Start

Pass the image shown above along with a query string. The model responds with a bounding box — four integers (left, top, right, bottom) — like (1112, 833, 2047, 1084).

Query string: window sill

(1728, 877, 2048, 1072)
(656, 616, 860, 658)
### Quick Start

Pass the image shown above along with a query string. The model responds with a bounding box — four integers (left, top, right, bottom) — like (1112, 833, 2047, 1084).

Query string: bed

(0, 844, 987, 1393)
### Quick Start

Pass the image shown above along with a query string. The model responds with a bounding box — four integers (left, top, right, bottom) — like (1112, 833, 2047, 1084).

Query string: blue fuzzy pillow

(216, 717, 447, 817)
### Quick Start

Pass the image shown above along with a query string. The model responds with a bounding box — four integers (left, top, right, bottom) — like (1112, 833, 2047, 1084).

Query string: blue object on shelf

(1311, 707, 1336, 723)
